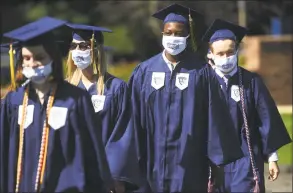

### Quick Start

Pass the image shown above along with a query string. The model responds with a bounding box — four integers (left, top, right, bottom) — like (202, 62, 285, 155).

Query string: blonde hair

(66, 35, 107, 95)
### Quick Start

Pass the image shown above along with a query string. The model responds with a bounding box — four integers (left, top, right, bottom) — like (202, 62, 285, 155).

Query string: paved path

(265, 168, 292, 192)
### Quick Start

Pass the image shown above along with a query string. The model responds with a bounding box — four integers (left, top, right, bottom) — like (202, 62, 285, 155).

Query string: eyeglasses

(69, 42, 91, 51)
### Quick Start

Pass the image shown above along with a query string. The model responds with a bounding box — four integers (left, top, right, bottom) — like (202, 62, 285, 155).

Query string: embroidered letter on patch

(91, 95, 106, 113)
(151, 72, 165, 90)
(231, 85, 240, 102)
(175, 73, 189, 90)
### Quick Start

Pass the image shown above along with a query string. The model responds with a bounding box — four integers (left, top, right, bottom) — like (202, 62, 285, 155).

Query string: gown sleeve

(0, 92, 12, 192)
(253, 74, 292, 157)
(128, 66, 148, 179)
(77, 91, 114, 192)
(105, 82, 142, 190)
(201, 67, 244, 166)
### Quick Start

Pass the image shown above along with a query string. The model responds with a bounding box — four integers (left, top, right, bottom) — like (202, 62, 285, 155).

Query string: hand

(268, 161, 280, 181)
(114, 180, 125, 193)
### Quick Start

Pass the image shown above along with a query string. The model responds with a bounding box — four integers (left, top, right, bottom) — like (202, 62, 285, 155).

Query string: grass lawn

(108, 62, 137, 82)
(278, 113, 292, 165)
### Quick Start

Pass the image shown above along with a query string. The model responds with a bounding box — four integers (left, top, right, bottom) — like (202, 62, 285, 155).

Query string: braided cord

(15, 86, 29, 192)
(238, 68, 259, 191)
(14, 84, 57, 192)
(34, 85, 56, 192)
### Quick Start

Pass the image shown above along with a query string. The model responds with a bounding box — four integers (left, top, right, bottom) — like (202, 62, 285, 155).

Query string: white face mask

(162, 35, 189, 56)
(22, 61, 53, 84)
(212, 53, 238, 73)
(72, 49, 91, 70)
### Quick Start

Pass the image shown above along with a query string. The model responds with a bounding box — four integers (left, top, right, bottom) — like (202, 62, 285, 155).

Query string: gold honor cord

(15, 85, 57, 192)
(15, 87, 29, 192)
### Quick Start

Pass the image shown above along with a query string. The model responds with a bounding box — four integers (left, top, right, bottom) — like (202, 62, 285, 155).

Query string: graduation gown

(77, 73, 142, 189)
(128, 52, 243, 192)
(209, 67, 292, 192)
(0, 81, 109, 192)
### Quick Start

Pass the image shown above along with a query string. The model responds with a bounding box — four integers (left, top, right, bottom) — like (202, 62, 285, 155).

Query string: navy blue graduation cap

(2, 16, 67, 90)
(152, 3, 203, 51)
(202, 19, 248, 43)
(66, 23, 112, 43)
(3, 16, 67, 46)
(65, 23, 112, 75)
(152, 3, 203, 25)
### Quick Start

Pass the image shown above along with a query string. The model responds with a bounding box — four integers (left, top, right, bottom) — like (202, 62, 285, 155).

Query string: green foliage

(26, 2, 48, 20)
(108, 62, 137, 82)
(51, 2, 89, 23)
(25, 2, 89, 26)
(103, 26, 135, 55)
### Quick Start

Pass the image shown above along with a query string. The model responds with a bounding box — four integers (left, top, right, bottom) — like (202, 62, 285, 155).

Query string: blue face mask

(22, 61, 53, 84)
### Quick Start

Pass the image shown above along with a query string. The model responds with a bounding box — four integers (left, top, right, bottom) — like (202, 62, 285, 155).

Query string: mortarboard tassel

(96, 44, 106, 95)
(91, 32, 97, 74)
(91, 32, 103, 95)
(188, 9, 197, 52)
(9, 43, 16, 90)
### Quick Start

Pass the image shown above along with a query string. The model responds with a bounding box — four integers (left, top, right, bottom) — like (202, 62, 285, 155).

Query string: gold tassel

(91, 32, 97, 74)
(9, 43, 16, 90)
(90, 32, 106, 95)
(189, 9, 197, 52)
(96, 45, 106, 95)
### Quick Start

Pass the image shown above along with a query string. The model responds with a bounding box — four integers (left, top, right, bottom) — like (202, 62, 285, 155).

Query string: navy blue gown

(77, 73, 142, 189)
(128, 51, 243, 192)
(209, 66, 292, 192)
(0, 81, 110, 192)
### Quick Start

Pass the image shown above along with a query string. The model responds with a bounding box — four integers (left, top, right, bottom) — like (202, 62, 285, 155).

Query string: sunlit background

(1, 1, 292, 191)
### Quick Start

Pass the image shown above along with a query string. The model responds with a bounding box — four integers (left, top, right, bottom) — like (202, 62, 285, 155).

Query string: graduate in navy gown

(128, 4, 245, 193)
(64, 23, 141, 192)
(0, 16, 111, 192)
(202, 19, 292, 192)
